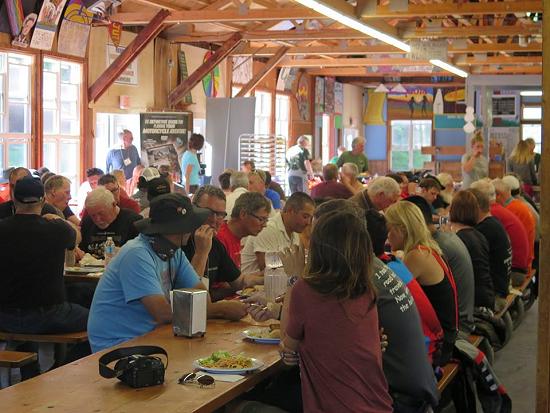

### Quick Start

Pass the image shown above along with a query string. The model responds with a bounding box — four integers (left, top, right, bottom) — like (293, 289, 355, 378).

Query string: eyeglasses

(205, 207, 227, 219)
(178, 372, 215, 388)
(250, 212, 269, 224)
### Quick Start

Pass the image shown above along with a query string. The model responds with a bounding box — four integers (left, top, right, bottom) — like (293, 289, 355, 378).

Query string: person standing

(507, 140, 538, 197)
(461, 133, 488, 189)
(181, 133, 204, 195)
(286, 135, 313, 194)
(524, 137, 541, 174)
(337, 137, 369, 175)
(106, 130, 141, 181)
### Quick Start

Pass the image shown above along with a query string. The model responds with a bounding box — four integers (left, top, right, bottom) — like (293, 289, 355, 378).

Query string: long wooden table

(0, 319, 283, 412)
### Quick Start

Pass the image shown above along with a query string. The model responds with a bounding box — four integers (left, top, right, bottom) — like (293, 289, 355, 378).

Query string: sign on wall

(140, 112, 192, 179)
(30, 0, 69, 51)
(106, 44, 138, 85)
(296, 72, 310, 121)
(57, 0, 93, 58)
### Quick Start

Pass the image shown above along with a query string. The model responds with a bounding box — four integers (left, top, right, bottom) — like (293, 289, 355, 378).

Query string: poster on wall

(324, 77, 335, 114)
(315, 77, 324, 114)
(140, 112, 192, 179)
(388, 87, 433, 119)
(11, 13, 38, 48)
(57, 0, 93, 57)
(296, 73, 310, 121)
(30, 0, 69, 51)
(489, 127, 519, 158)
(277, 67, 298, 92)
(440, 88, 466, 114)
(106, 44, 138, 85)
(232, 56, 253, 85)
(334, 81, 343, 114)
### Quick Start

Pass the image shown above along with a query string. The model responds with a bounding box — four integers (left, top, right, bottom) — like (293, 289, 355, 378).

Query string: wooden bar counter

(0, 319, 283, 412)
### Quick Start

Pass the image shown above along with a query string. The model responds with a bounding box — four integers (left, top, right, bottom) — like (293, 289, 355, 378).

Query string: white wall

(343, 83, 364, 133)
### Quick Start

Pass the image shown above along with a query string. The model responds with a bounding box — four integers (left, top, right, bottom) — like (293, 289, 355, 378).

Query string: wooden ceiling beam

(401, 24, 541, 39)
(278, 57, 426, 67)
(362, 1, 542, 19)
(472, 66, 542, 74)
(168, 32, 243, 106)
(89, 9, 170, 103)
(236, 46, 289, 97)
(455, 55, 542, 65)
(111, 8, 323, 25)
(306, 68, 440, 77)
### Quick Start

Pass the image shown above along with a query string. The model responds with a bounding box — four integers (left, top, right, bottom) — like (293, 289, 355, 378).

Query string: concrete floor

(492, 301, 538, 412)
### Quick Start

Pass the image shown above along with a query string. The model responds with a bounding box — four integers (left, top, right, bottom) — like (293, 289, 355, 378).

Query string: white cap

(141, 167, 160, 182)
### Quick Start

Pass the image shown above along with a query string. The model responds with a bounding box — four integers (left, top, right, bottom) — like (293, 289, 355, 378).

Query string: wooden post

(536, 1, 550, 411)
(235, 46, 289, 97)
(168, 32, 243, 106)
(88, 9, 170, 103)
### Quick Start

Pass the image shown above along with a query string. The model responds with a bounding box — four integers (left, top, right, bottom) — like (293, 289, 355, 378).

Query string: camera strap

(99, 345, 168, 379)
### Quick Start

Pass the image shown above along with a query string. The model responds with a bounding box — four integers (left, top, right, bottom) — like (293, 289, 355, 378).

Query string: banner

(108, 21, 122, 48)
(57, 0, 93, 57)
(296, 72, 310, 121)
(30, 0, 68, 51)
(140, 112, 192, 179)
(11, 13, 37, 48)
(364, 90, 385, 125)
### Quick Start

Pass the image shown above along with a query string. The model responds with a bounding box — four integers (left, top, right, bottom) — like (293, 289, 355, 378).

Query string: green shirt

(336, 151, 369, 173)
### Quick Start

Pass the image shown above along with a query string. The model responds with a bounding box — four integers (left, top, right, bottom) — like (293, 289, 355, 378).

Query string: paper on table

(210, 374, 245, 383)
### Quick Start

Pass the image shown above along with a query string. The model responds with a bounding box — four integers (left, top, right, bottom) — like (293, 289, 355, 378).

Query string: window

(521, 103, 542, 153)
(43, 57, 82, 196)
(254, 91, 271, 135)
(390, 120, 432, 171)
(275, 94, 289, 140)
(0, 52, 33, 170)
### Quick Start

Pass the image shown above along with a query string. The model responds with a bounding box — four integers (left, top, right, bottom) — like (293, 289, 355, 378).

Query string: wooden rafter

(455, 56, 542, 66)
(278, 57, 427, 67)
(401, 24, 541, 39)
(235, 46, 289, 97)
(168, 32, 243, 106)
(306, 65, 541, 76)
(88, 9, 170, 103)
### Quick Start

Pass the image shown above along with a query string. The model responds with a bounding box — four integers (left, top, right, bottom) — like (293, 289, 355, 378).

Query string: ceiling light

(291, 0, 411, 52)
(429, 59, 468, 78)
(390, 83, 407, 93)
(520, 90, 542, 97)
(374, 83, 389, 93)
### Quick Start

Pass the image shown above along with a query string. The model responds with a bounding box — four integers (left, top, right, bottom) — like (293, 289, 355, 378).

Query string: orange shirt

(504, 198, 535, 266)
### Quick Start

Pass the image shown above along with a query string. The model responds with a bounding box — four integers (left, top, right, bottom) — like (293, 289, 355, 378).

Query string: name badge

(123, 158, 131, 166)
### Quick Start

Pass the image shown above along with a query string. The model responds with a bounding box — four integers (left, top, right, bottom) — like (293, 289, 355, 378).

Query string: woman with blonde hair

(508, 139, 537, 197)
(385, 201, 458, 365)
(461, 132, 488, 189)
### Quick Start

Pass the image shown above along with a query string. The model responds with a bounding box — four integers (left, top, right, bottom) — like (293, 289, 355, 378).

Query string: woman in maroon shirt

(282, 210, 393, 413)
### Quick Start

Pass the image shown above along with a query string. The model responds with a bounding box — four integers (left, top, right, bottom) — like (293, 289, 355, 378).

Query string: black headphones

(148, 235, 178, 261)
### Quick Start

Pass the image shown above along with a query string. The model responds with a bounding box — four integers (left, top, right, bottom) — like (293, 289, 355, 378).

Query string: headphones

(148, 235, 178, 261)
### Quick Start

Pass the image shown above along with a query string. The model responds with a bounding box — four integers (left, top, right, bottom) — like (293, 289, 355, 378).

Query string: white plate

(193, 357, 264, 374)
(65, 266, 104, 274)
(242, 328, 280, 344)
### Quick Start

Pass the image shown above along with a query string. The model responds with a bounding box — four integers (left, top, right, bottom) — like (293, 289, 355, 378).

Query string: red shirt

(286, 279, 393, 413)
(490, 203, 530, 271)
(216, 222, 242, 268)
(310, 181, 352, 200)
(81, 196, 141, 219)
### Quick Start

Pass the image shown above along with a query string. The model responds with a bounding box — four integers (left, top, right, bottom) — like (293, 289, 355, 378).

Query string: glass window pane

(59, 140, 78, 175)
(522, 124, 542, 151)
(8, 103, 28, 133)
(0, 53, 6, 73)
(43, 72, 58, 99)
(43, 109, 57, 134)
(522, 106, 541, 120)
(61, 119, 79, 135)
(8, 65, 29, 100)
(61, 84, 78, 102)
(43, 58, 60, 73)
(43, 141, 57, 170)
(8, 143, 27, 167)
(0, 142, 3, 170)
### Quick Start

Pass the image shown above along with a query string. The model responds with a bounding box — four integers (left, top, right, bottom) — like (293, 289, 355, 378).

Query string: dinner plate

(242, 328, 280, 344)
(65, 266, 104, 274)
(193, 358, 264, 374)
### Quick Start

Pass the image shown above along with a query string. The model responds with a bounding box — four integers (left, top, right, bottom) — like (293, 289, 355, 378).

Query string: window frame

(520, 101, 542, 153)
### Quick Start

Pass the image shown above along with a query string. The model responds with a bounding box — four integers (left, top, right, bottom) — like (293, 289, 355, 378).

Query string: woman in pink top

(282, 210, 393, 413)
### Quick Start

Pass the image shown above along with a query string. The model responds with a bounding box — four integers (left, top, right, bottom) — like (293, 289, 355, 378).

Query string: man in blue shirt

(106, 129, 141, 180)
(88, 193, 242, 352)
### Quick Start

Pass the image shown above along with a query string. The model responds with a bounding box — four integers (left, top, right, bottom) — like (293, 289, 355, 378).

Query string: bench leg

(52, 344, 68, 368)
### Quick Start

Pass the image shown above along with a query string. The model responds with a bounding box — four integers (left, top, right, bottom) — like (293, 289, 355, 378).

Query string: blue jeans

(288, 175, 305, 194)
(0, 302, 89, 379)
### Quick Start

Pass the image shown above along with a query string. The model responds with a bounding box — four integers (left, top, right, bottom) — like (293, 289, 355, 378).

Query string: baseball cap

(134, 193, 210, 235)
(141, 167, 161, 182)
(147, 177, 171, 201)
(14, 177, 45, 204)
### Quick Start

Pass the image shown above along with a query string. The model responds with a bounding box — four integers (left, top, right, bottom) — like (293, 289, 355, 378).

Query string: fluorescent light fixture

(429, 59, 468, 78)
(374, 83, 390, 93)
(291, 0, 411, 52)
(520, 90, 542, 97)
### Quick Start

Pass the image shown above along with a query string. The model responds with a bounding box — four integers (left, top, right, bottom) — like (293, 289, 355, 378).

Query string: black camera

(99, 345, 168, 388)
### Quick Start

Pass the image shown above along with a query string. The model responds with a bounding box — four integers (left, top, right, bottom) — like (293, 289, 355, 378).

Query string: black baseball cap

(147, 177, 171, 201)
(14, 177, 45, 204)
(134, 193, 210, 235)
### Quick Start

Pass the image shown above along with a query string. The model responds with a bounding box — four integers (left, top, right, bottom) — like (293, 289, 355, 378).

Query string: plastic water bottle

(104, 237, 115, 267)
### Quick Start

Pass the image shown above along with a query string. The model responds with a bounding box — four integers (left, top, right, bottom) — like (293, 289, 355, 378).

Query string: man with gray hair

(80, 187, 141, 258)
(106, 129, 141, 180)
(44, 175, 79, 226)
(225, 171, 249, 217)
(337, 136, 369, 174)
(340, 162, 364, 195)
(286, 135, 313, 193)
(351, 176, 401, 211)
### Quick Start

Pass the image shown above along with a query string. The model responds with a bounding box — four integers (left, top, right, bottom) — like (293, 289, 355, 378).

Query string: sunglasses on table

(178, 372, 215, 388)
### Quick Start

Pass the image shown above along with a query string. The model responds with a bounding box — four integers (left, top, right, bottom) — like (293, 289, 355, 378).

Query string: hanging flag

(109, 21, 122, 48)
(178, 50, 193, 104)
(202, 51, 220, 98)
(30, 0, 69, 51)
(57, 0, 93, 57)
(11, 13, 38, 48)
(5, 0, 24, 37)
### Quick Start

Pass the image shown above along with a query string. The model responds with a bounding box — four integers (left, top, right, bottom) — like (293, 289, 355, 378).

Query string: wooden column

(536, 1, 550, 412)
(168, 32, 243, 106)
(235, 46, 289, 97)
(88, 9, 170, 103)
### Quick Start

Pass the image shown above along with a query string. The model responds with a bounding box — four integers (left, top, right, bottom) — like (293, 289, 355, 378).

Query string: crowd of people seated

(0, 141, 541, 412)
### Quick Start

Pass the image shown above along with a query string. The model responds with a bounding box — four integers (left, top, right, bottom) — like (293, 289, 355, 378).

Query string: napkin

(209, 374, 245, 383)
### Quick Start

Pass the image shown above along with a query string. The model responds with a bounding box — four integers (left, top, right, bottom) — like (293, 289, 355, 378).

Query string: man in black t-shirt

(184, 186, 263, 303)
(0, 177, 89, 378)
(79, 187, 140, 257)
(469, 188, 512, 311)
(0, 167, 59, 219)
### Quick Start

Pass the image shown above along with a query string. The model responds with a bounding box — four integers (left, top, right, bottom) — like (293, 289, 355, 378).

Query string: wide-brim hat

(135, 193, 211, 235)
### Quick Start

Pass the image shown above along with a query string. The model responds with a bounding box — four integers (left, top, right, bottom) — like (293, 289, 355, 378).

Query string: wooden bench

(0, 331, 88, 344)
(437, 335, 484, 393)
(0, 350, 38, 387)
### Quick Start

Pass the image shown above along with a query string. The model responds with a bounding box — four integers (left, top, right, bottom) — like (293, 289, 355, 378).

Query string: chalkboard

(492, 95, 516, 117)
